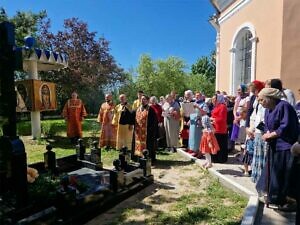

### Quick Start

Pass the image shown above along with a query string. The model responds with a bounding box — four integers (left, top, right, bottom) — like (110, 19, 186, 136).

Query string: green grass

(143, 178, 246, 225)
(105, 152, 247, 225)
(17, 118, 119, 167)
(17, 119, 247, 225)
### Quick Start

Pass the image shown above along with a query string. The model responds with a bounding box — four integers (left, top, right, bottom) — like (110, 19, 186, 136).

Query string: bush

(17, 119, 99, 137)
(17, 121, 32, 135)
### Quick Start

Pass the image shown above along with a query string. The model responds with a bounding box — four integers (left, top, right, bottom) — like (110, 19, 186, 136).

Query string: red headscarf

(252, 80, 265, 93)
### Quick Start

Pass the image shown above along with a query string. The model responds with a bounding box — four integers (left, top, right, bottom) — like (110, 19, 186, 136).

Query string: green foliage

(128, 54, 188, 98)
(185, 73, 215, 97)
(38, 18, 125, 112)
(19, 118, 119, 166)
(118, 71, 138, 103)
(28, 173, 60, 203)
(118, 53, 217, 100)
(41, 121, 51, 137)
(0, 7, 47, 46)
(17, 121, 32, 135)
(17, 118, 99, 137)
(191, 51, 216, 82)
(1, 8, 124, 113)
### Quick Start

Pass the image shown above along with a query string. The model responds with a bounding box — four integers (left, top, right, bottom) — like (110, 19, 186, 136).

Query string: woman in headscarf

(231, 84, 249, 145)
(162, 94, 180, 152)
(256, 88, 299, 208)
(265, 79, 296, 108)
(245, 80, 267, 182)
(211, 94, 228, 163)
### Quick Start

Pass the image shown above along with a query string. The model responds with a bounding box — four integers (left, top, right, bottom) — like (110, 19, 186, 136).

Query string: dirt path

(86, 152, 245, 225)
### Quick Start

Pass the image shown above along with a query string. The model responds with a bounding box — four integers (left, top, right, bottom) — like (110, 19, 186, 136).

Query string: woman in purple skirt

(256, 88, 299, 208)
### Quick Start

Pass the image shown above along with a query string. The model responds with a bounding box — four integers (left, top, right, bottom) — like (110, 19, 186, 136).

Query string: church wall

(217, 0, 283, 95)
(281, 0, 300, 100)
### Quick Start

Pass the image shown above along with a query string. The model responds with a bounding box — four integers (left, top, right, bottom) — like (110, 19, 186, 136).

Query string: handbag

(256, 121, 265, 132)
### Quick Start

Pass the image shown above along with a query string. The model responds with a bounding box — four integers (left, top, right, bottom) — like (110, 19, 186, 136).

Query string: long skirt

(256, 147, 294, 205)
(188, 113, 202, 153)
(211, 133, 228, 163)
(251, 133, 266, 183)
(164, 117, 180, 148)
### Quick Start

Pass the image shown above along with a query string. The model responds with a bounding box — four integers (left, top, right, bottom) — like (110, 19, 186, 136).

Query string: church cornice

(210, 0, 252, 25)
(210, 0, 236, 13)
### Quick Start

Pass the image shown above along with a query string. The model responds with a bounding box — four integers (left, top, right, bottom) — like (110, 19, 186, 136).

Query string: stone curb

(177, 148, 259, 225)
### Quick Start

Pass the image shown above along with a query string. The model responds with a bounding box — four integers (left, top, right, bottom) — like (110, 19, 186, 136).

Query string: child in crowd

(242, 136, 254, 176)
(180, 124, 189, 148)
(199, 114, 220, 169)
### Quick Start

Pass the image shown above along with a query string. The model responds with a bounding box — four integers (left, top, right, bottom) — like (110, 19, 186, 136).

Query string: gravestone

(44, 144, 56, 174)
(76, 139, 86, 160)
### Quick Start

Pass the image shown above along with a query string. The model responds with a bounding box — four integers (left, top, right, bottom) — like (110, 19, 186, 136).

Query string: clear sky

(1, 0, 216, 71)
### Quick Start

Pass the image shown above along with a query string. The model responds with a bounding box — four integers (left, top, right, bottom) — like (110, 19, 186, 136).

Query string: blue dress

(188, 113, 202, 152)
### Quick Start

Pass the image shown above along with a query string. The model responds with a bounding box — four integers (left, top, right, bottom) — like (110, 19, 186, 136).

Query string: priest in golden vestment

(112, 94, 134, 151)
(134, 95, 158, 163)
(97, 93, 116, 149)
(132, 90, 144, 110)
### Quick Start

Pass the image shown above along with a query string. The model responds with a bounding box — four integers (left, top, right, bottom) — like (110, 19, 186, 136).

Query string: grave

(0, 21, 153, 224)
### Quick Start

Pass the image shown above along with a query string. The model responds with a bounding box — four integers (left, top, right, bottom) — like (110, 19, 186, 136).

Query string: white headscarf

(258, 88, 283, 100)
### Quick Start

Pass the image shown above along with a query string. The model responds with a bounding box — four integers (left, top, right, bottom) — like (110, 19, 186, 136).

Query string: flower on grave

(27, 167, 39, 183)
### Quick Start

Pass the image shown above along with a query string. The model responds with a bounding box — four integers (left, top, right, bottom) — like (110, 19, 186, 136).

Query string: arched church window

(231, 25, 257, 95)
(237, 30, 252, 84)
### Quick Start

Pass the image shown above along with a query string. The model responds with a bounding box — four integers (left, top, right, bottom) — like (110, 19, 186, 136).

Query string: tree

(135, 54, 187, 97)
(188, 51, 216, 97)
(0, 7, 47, 46)
(155, 56, 187, 96)
(185, 73, 215, 97)
(38, 18, 125, 111)
(191, 51, 216, 82)
(118, 70, 138, 103)
(0, 8, 48, 81)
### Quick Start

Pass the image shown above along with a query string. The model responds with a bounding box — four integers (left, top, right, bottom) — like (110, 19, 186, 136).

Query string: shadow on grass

(156, 150, 170, 155)
(153, 159, 194, 169)
(100, 182, 212, 225)
(45, 136, 98, 150)
(93, 183, 171, 225)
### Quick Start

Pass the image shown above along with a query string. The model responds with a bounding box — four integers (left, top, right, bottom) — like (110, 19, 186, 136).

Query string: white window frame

(229, 22, 257, 95)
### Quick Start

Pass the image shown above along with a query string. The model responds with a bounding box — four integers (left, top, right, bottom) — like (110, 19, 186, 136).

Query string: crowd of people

(62, 78, 300, 222)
